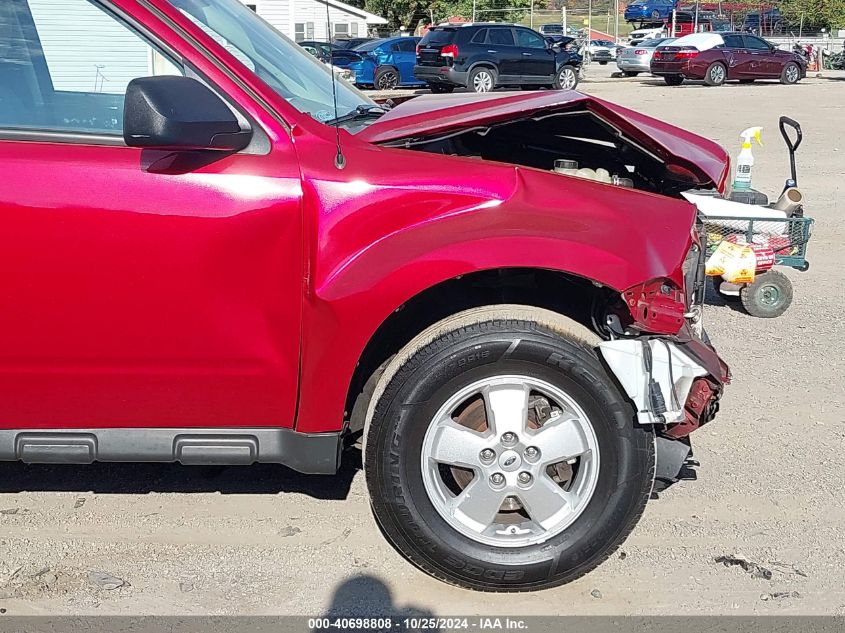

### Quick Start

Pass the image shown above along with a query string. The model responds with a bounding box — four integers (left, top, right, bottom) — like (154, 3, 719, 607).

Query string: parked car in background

(300, 44, 356, 82)
(588, 39, 617, 64)
(545, 34, 576, 49)
(300, 42, 330, 63)
(628, 24, 666, 45)
(743, 8, 783, 35)
(651, 32, 806, 86)
(617, 37, 675, 75)
(415, 23, 583, 93)
(333, 37, 374, 50)
(298, 41, 364, 69)
(348, 37, 423, 90)
(711, 18, 733, 32)
(624, 0, 679, 22)
(2, 0, 730, 594)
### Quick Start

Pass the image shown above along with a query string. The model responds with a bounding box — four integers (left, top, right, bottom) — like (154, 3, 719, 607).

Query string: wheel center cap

(498, 450, 522, 472)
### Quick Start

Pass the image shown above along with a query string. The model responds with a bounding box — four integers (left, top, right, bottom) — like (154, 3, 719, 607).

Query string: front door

(0, 0, 303, 430)
(514, 28, 555, 82)
(743, 35, 779, 77)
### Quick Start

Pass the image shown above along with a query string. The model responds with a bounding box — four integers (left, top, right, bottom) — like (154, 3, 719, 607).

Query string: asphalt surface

(1, 65, 843, 617)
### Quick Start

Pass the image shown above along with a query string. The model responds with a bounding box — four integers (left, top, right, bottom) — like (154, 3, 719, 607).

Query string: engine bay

(384, 106, 714, 199)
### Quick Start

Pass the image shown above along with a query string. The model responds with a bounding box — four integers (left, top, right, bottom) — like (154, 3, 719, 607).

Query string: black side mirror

(124, 76, 252, 152)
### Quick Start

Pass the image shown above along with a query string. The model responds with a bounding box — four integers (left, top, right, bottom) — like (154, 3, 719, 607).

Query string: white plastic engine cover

(599, 339, 708, 425)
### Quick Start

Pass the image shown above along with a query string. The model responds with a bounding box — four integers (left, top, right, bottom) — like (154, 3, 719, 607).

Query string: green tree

(363, 0, 429, 31)
(778, 0, 845, 30)
(430, 0, 538, 24)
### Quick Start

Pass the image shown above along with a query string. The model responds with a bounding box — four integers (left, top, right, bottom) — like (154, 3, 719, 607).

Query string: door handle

(487, 50, 498, 53)
(522, 52, 533, 56)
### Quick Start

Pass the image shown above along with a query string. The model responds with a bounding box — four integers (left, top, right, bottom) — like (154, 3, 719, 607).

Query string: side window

(744, 36, 770, 50)
(396, 39, 417, 53)
(722, 34, 745, 48)
(0, 0, 182, 135)
(471, 29, 489, 44)
(487, 28, 515, 46)
(516, 29, 547, 49)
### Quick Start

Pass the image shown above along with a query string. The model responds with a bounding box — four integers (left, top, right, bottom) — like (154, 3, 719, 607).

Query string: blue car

(348, 37, 424, 90)
(624, 0, 679, 22)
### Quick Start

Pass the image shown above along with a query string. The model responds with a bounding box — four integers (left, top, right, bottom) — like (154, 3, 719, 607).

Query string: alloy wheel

(420, 375, 600, 548)
(377, 70, 399, 90)
(710, 64, 725, 84)
(558, 67, 577, 89)
(473, 70, 494, 92)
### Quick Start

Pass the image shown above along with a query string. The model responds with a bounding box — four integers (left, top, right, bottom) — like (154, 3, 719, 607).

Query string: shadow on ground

(0, 447, 362, 500)
(316, 574, 438, 630)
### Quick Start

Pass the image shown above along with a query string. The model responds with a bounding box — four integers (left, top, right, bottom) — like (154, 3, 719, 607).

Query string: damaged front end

(598, 234, 729, 481)
(362, 91, 731, 481)
(597, 221, 729, 482)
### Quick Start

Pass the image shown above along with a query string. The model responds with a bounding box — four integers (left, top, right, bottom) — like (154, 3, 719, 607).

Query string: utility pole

(530, 1, 534, 29)
(588, 0, 592, 36)
(615, 0, 619, 41)
(472, 0, 476, 22)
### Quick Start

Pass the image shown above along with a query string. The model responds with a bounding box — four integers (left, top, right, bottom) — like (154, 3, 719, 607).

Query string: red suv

(0, 0, 729, 591)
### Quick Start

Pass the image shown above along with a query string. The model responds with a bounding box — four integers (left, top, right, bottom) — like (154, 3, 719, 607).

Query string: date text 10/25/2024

(308, 617, 529, 630)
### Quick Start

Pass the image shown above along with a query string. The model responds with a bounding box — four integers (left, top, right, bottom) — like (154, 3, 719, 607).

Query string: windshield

(165, 0, 374, 128)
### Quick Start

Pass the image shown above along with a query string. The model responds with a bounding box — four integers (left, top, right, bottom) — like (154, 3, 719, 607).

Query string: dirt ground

(1, 66, 844, 618)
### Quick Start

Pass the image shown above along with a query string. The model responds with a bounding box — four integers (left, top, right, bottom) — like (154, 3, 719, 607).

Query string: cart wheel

(710, 277, 740, 301)
(740, 270, 793, 318)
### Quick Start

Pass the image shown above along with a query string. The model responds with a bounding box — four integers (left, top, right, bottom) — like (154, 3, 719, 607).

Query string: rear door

(487, 27, 519, 81)
(720, 33, 750, 78)
(514, 28, 554, 81)
(0, 0, 303, 430)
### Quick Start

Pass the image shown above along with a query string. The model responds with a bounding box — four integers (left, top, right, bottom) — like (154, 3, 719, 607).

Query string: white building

(23, 0, 387, 98)
(241, 0, 388, 42)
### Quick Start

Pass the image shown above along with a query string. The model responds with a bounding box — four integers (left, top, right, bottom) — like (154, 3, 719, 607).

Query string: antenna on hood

(326, 0, 346, 169)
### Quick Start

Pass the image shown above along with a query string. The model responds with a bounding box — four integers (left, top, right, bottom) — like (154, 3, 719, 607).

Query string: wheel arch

(467, 61, 499, 75)
(341, 269, 613, 438)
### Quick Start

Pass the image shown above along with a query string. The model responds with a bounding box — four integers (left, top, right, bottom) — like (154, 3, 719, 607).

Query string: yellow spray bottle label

(733, 126, 763, 190)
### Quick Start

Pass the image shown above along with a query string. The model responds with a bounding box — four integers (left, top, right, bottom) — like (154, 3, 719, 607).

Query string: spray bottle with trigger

(732, 126, 763, 191)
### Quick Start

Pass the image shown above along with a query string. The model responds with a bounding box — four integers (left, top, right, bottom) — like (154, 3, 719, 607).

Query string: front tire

(429, 83, 455, 94)
(664, 75, 684, 85)
(623, 71, 640, 77)
(780, 61, 801, 84)
(554, 65, 579, 90)
(365, 307, 655, 591)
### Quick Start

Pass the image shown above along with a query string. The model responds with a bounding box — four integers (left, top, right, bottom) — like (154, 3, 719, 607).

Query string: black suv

(414, 23, 582, 93)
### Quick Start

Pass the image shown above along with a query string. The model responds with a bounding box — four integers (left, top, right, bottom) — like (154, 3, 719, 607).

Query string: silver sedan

(616, 37, 675, 76)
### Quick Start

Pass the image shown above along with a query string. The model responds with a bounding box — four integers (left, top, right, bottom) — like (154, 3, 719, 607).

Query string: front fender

(293, 134, 696, 433)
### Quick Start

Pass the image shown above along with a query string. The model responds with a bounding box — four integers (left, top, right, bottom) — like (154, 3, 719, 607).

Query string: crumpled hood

(359, 91, 730, 190)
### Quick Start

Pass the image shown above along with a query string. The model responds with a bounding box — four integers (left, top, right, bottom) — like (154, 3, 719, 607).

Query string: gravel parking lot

(1, 66, 843, 618)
